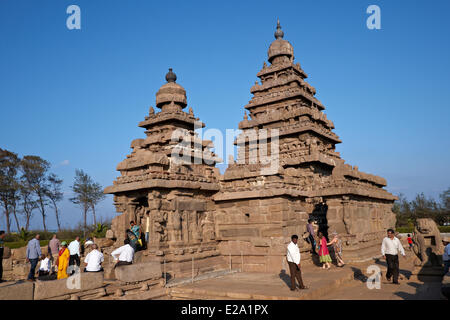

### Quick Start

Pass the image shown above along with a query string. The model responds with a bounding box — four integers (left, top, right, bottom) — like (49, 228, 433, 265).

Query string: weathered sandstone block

(114, 262, 162, 283)
(0, 281, 34, 300)
(34, 272, 104, 300)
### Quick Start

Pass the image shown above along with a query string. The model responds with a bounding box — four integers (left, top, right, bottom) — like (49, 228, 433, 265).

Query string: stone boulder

(95, 238, 114, 248)
(34, 272, 104, 300)
(0, 281, 34, 300)
(2, 246, 11, 259)
(115, 262, 162, 283)
(12, 247, 27, 260)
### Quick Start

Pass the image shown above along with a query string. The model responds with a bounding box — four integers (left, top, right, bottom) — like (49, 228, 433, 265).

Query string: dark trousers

(308, 235, 316, 254)
(444, 260, 450, 275)
(288, 261, 305, 289)
(69, 254, 80, 275)
(27, 258, 39, 280)
(69, 254, 80, 266)
(114, 261, 132, 269)
(84, 267, 104, 272)
(385, 254, 400, 283)
(0, 247, 3, 280)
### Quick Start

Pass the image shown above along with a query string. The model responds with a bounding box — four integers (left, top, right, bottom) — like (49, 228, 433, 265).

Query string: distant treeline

(0, 148, 106, 235)
(393, 188, 450, 227)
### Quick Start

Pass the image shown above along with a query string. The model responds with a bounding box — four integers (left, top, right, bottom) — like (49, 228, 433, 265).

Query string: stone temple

(104, 21, 397, 277)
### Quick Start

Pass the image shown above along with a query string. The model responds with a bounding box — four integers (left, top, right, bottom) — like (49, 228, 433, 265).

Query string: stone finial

(274, 18, 284, 39)
(149, 106, 155, 115)
(165, 68, 177, 83)
(244, 111, 248, 120)
(263, 61, 267, 68)
(189, 107, 194, 115)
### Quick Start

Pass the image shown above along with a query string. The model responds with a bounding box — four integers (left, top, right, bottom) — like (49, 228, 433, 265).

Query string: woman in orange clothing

(56, 241, 70, 279)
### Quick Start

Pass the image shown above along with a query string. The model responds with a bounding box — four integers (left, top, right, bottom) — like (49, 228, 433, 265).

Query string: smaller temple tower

(105, 69, 226, 277)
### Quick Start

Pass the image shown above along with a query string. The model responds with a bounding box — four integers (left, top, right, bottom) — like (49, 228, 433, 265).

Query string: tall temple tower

(105, 69, 227, 276)
(214, 21, 397, 271)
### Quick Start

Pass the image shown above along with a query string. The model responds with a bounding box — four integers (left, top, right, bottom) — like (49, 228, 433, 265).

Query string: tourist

(48, 234, 60, 273)
(443, 236, 450, 275)
(329, 231, 345, 267)
(407, 234, 414, 251)
(111, 238, 134, 268)
(381, 228, 406, 284)
(306, 219, 317, 255)
(57, 241, 70, 279)
(83, 238, 94, 255)
(38, 253, 52, 278)
(126, 228, 139, 252)
(68, 236, 81, 273)
(286, 235, 308, 291)
(25, 234, 42, 281)
(317, 232, 332, 270)
(83, 244, 104, 272)
(130, 221, 141, 249)
(0, 230, 5, 283)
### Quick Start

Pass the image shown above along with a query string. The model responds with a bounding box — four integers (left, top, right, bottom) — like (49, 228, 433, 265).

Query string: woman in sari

(57, 241, 70, 279)
(317, 232, 332, 270)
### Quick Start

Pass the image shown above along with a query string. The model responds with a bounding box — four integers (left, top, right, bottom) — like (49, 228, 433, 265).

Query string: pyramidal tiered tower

(213, 21, 396, 271)
(105, 69, 227, 276)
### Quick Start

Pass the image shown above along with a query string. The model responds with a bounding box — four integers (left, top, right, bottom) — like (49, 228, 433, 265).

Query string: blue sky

(1, 0, 449, 231)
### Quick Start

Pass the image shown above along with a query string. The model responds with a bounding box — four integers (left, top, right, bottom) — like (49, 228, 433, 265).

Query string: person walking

(381, 228, 406, 284)
(317, 232, 332, 270)
(286, 235, 308, 291)
(26, 234, 42, 282)
(68, 236, 81, 273)
(57, 241, 70, 279)
(111, 239, 135, 268)
(83, 244, 104, 272)
(48, 234, 60, 273)
(306, 219, 317, 255)
(443, 236, 450, 275)
(0, 230, 5, 283)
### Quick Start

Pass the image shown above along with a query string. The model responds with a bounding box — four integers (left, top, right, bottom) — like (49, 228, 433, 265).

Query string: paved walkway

(170, 252, 446, 300)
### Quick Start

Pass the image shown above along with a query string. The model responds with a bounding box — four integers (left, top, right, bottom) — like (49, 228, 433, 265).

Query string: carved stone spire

(165, 68, 177, 83)
(274, 19, 284, 39)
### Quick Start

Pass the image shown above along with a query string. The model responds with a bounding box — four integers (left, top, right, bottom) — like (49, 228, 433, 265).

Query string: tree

(20, 156, 51, 231)
(19, 181, 38, 230)
(70, 169, 94, 237)
(46, 173, 64, 231)
(89, 181, 106, 225)
(0, 148, 21, 233)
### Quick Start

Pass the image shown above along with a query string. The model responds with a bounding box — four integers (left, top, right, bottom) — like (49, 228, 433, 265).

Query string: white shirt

(68, 240, 80, 256)
(39, 257, 51, 272)
(444, 243, 450, 261)
(111, 244, 134, 262)
(381, 237, 405, 256)
(287, 241, 301, 264)
(84, 249, 104, 272)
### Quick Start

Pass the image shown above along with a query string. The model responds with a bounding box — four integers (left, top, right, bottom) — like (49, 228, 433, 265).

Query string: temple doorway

(310, 202, 329, 240)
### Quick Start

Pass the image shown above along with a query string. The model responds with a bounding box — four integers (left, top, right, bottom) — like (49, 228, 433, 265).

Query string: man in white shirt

(286, 234, 308, 291)
(68, 236, 81, 274)
(111, 239, 134, 268)
(381, 229, 406, 284)
(84, 244, 104, 272)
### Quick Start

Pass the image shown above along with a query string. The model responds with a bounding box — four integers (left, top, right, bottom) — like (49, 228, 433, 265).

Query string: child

(38, 253, 52, 278)
(407, 234, 413, 251)
(317, 232, 332, 270)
